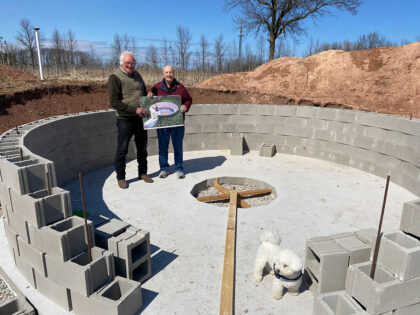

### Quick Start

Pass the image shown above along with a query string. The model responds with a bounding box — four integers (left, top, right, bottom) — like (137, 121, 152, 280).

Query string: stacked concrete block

(312, 291, 368, 315)
(9, 187, 72, 228)
(230, 135, 244, 155)
(29, 216, 95, 262)
(89, 214, 131, 249)
(89, 214, 152, 283)
(373, 230, 420, 281)
(44, 246, 114, 296)
(345, 261, 420, 314)
(304, 236, 350, 294)
(108, 227, 152, 283)
(71, 276, 142, 315)
(304, 231, 372, 294)
(33, 269, 73, 311)
(259, 143, 276, 157)
(400, 199, 420, 238)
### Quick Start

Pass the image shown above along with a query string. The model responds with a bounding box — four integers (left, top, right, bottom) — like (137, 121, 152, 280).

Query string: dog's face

(273, 249, 303, 278)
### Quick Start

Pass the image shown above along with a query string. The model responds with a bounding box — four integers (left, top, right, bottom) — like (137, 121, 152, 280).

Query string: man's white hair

(119, 51, 136, 65)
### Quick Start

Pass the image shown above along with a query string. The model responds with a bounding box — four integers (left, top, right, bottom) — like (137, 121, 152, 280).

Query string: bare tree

(145, 44, 159, 68)
(161, 37, 170, 66)
(67, 30, 77, 66)
(16, 18, 37, 69)
(224, 0, 361, 61)
(111, 34, 122, 64)
(354, 31, 393, 50)
(199, 34, 209, 71)
(175, 25, 192, 69)
(275, 37, 293, 57)
(256, 35, 266, 63)
(52, 28, 63, 73)
(214, 34, 226, 72)
(131, 37, 137, 55)
(122, 34, 130, 51)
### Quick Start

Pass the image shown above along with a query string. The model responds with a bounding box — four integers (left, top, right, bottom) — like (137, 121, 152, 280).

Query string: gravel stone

(0, 275, 16, 306)
(196, 183, 275, 207)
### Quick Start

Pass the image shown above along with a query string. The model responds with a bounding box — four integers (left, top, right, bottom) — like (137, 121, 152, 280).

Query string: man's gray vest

(113, 68, 146, 118)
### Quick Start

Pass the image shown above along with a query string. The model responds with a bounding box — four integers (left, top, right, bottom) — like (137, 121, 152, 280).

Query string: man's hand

(180, 105, 187, 113)
(136, 107, 147, 117)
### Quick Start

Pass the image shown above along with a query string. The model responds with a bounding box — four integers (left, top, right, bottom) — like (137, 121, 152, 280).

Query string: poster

(139, 95, 183, 130)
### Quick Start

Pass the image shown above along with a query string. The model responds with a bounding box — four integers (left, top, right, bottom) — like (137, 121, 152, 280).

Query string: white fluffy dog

(254, 231, 303, 299)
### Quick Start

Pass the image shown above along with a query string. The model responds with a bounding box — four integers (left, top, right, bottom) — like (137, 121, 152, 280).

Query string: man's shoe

(176, 171, 185, 179)
(118, 179, 128, 189)
(159, 170, 169, 178)
(140, 174, 154, 183)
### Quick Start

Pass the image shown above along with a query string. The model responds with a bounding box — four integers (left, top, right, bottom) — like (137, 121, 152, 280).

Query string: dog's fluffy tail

(260, 230, 281, 245)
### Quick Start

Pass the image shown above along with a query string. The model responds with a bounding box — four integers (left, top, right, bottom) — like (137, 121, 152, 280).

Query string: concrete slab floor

(1, 150, 417, 314)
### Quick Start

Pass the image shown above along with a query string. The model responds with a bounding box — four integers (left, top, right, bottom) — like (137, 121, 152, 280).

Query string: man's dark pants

(115, 117, 148, 180)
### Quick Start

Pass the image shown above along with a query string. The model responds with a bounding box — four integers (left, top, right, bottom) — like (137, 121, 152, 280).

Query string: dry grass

(0, 66, 217, 97)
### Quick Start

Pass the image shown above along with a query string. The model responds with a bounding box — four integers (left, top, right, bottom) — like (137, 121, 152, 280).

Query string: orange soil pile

(0, 64, 37, 83)
(199, 42, 420, 118)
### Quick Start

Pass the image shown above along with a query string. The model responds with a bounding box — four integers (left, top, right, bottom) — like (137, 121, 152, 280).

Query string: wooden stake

(19, 148, 23, 161)
(213, 179, 251, 208)
(197, 188, 272, 203)
(370, 175, 391, 279)
(15, 126, 19, 134)
(79, 172, 92, 264)
(45, 171, 51, 195)
(219, 189, 237, 315)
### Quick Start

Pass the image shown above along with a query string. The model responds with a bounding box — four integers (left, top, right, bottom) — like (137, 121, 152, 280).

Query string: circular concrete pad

(65, 150, 416, 314)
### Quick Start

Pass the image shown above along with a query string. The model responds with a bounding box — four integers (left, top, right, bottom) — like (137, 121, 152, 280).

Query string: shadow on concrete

(136, 288, 159, 314)
(149, 249, 178, 278)
(65, 165, 122, 220)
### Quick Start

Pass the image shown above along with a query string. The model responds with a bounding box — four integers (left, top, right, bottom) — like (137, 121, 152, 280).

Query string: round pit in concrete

(191, 176, 276, 207)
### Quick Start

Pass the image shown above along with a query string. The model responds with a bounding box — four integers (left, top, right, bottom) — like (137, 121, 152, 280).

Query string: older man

(108, 51, 153, 189)
(148, 65, 192, 179)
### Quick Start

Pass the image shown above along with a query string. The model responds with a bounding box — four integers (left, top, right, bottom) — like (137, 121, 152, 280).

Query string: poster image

(140, 95, 183, 130)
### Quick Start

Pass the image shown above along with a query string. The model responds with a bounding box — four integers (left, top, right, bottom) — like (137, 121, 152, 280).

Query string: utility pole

(238, 21, 243, 69)
(0, 37, 4, 64)
(34, 27, 44, 80)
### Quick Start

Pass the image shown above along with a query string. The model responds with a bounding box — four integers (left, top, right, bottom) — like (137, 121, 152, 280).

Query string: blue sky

(1, 0, 419, 61)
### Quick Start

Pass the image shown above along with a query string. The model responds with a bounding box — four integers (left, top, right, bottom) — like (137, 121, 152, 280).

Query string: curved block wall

(19, 104, 420, 196)
(0, 104, 419, 313)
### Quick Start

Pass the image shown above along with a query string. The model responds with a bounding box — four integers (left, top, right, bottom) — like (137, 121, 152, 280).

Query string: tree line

(1, 0, 417, 78)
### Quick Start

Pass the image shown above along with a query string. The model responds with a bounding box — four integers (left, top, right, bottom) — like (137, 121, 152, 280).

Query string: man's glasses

(124, 62, 136, 66)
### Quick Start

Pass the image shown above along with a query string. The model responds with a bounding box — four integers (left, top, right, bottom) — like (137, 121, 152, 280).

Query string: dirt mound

(199, 42, 420, 117)
(0, 64, 37, 83)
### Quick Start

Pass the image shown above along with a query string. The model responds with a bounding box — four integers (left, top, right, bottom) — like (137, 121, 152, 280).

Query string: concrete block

(275, 105, 296, 116)
(345, 262, 420, 314)
(354, 228, 377, 245)
(312, 291, 368, 315)
(33, 269, 73, 311)
(17, 236, 47, 276)
(45, 246, 114, 296)
(296, 106, 316, 118)
(230, 135, 244, 155)
(400, 199, 420, 238)
(0, 181, 12, 213)
(29, 216, 95, 261)
(89, 214, 131, 249)
(374, 230, 420, 281)
(108, 228, 151, 283)
(334, 234, 371, 265)
(304, 238, 350, 293)
(257, 105, 276, 115)
(5, 205, 30, 243)
(71, 276, 142, 315)
(15, 251, 36, 288)
(9, 187, 72, 228)
(392, 302, 420, 315)
(3, 217, 19, 260)
(0, 158, 56, 194)
(259, 143, 276, 157)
